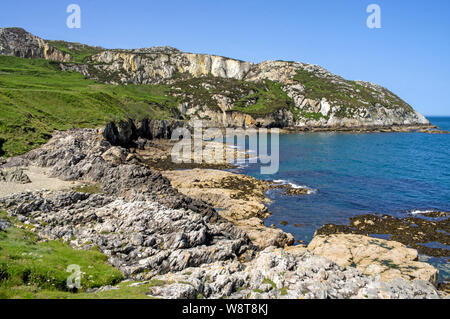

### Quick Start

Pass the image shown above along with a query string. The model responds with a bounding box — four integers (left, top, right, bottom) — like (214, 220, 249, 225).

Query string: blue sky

(1, 0, 449, 115)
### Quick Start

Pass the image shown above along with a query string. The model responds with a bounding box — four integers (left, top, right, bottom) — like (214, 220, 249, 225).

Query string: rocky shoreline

(0, 127, 447, 299)
(281, 124, 449, 134)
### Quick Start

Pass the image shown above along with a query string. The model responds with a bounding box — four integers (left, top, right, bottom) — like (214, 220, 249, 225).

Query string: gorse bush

(232, 80, 294, 117)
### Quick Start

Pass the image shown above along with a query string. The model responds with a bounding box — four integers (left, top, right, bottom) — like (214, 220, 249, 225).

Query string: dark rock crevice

(102, 119, 187, 148)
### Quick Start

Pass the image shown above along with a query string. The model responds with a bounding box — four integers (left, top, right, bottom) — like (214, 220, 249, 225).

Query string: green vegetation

(0, 56, 179, 157)
(170, 75, 224, 113)
(0, 226, 124, 297)
(0, 279, 165, 299)
(170, 75, 297, 120)
(293, 69, 349, 102)
(262, 278, 277, 289)
(0, 211, 166, 299)
(293, 69, 412, 118)
(231, 80, 294, 117)
(300, 111, 325, 121)
(73, 183, 103, 194)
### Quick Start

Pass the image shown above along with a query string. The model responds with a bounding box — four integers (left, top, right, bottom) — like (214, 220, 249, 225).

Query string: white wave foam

(410, 209, 435, 215)
(273, 179, 318, 195)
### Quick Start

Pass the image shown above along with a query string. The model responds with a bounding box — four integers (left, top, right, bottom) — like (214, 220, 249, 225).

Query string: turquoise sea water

(237, 117, 450, 280)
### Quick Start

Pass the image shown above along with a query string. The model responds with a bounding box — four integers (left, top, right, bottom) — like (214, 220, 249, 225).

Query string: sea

(234, 117, 450, 281)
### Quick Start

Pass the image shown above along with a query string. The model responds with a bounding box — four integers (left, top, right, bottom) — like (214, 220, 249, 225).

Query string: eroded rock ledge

(162, 169, 296, 249)
(1, 129, 254, 278)
(316, 213, 450, 258)
(308, 234, 439, 285)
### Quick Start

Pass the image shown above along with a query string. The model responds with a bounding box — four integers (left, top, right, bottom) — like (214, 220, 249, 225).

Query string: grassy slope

(0, 217, 171, 299)
(171, 75, 295, 119)
(0, 207, 129, 298)
(0, 211, 170, 299)
(0, 227, 124, 290)
(1, 279, 164, 299)
(0, 56, 178, 157)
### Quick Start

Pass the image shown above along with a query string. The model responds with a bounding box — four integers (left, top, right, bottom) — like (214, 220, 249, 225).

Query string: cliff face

(87, 49, 253, 83)
(0, 27, 430, 129)
(59, 52, 431, 129)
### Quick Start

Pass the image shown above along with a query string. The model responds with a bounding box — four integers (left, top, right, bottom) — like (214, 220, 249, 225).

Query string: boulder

(0, 218, 10, 231)
(117, 119, 138, 146)
(101, 146, 129, 165)
(102, 122, 119, 146)
(307, 234, 439, 286)
(0, 168, 32, 184)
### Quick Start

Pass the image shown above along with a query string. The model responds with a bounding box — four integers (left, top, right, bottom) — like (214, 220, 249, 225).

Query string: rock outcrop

(1, 190, 251, 278)
(150, 247, 439, 299)
(315, 214, 450, 258)
(0, 28, 70, 62)
(71, 56, 430, 130)
(102, 119, 186, 147)
(0, 129, 254, 278)
(308, 234, 439, 286)
(162, 169, 295, 249)
(0, 168, 31, 184)
(81, 49, 252, 84)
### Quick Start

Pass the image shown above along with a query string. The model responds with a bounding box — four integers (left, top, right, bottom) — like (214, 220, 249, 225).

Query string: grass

(0, 279, 165, 299)
(0, 226, 124, 297)
(300, 111, 325, 121)
(0, 212, 168, 299)
(0, 56, 179, 157)
(294, 69, 348, 102)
